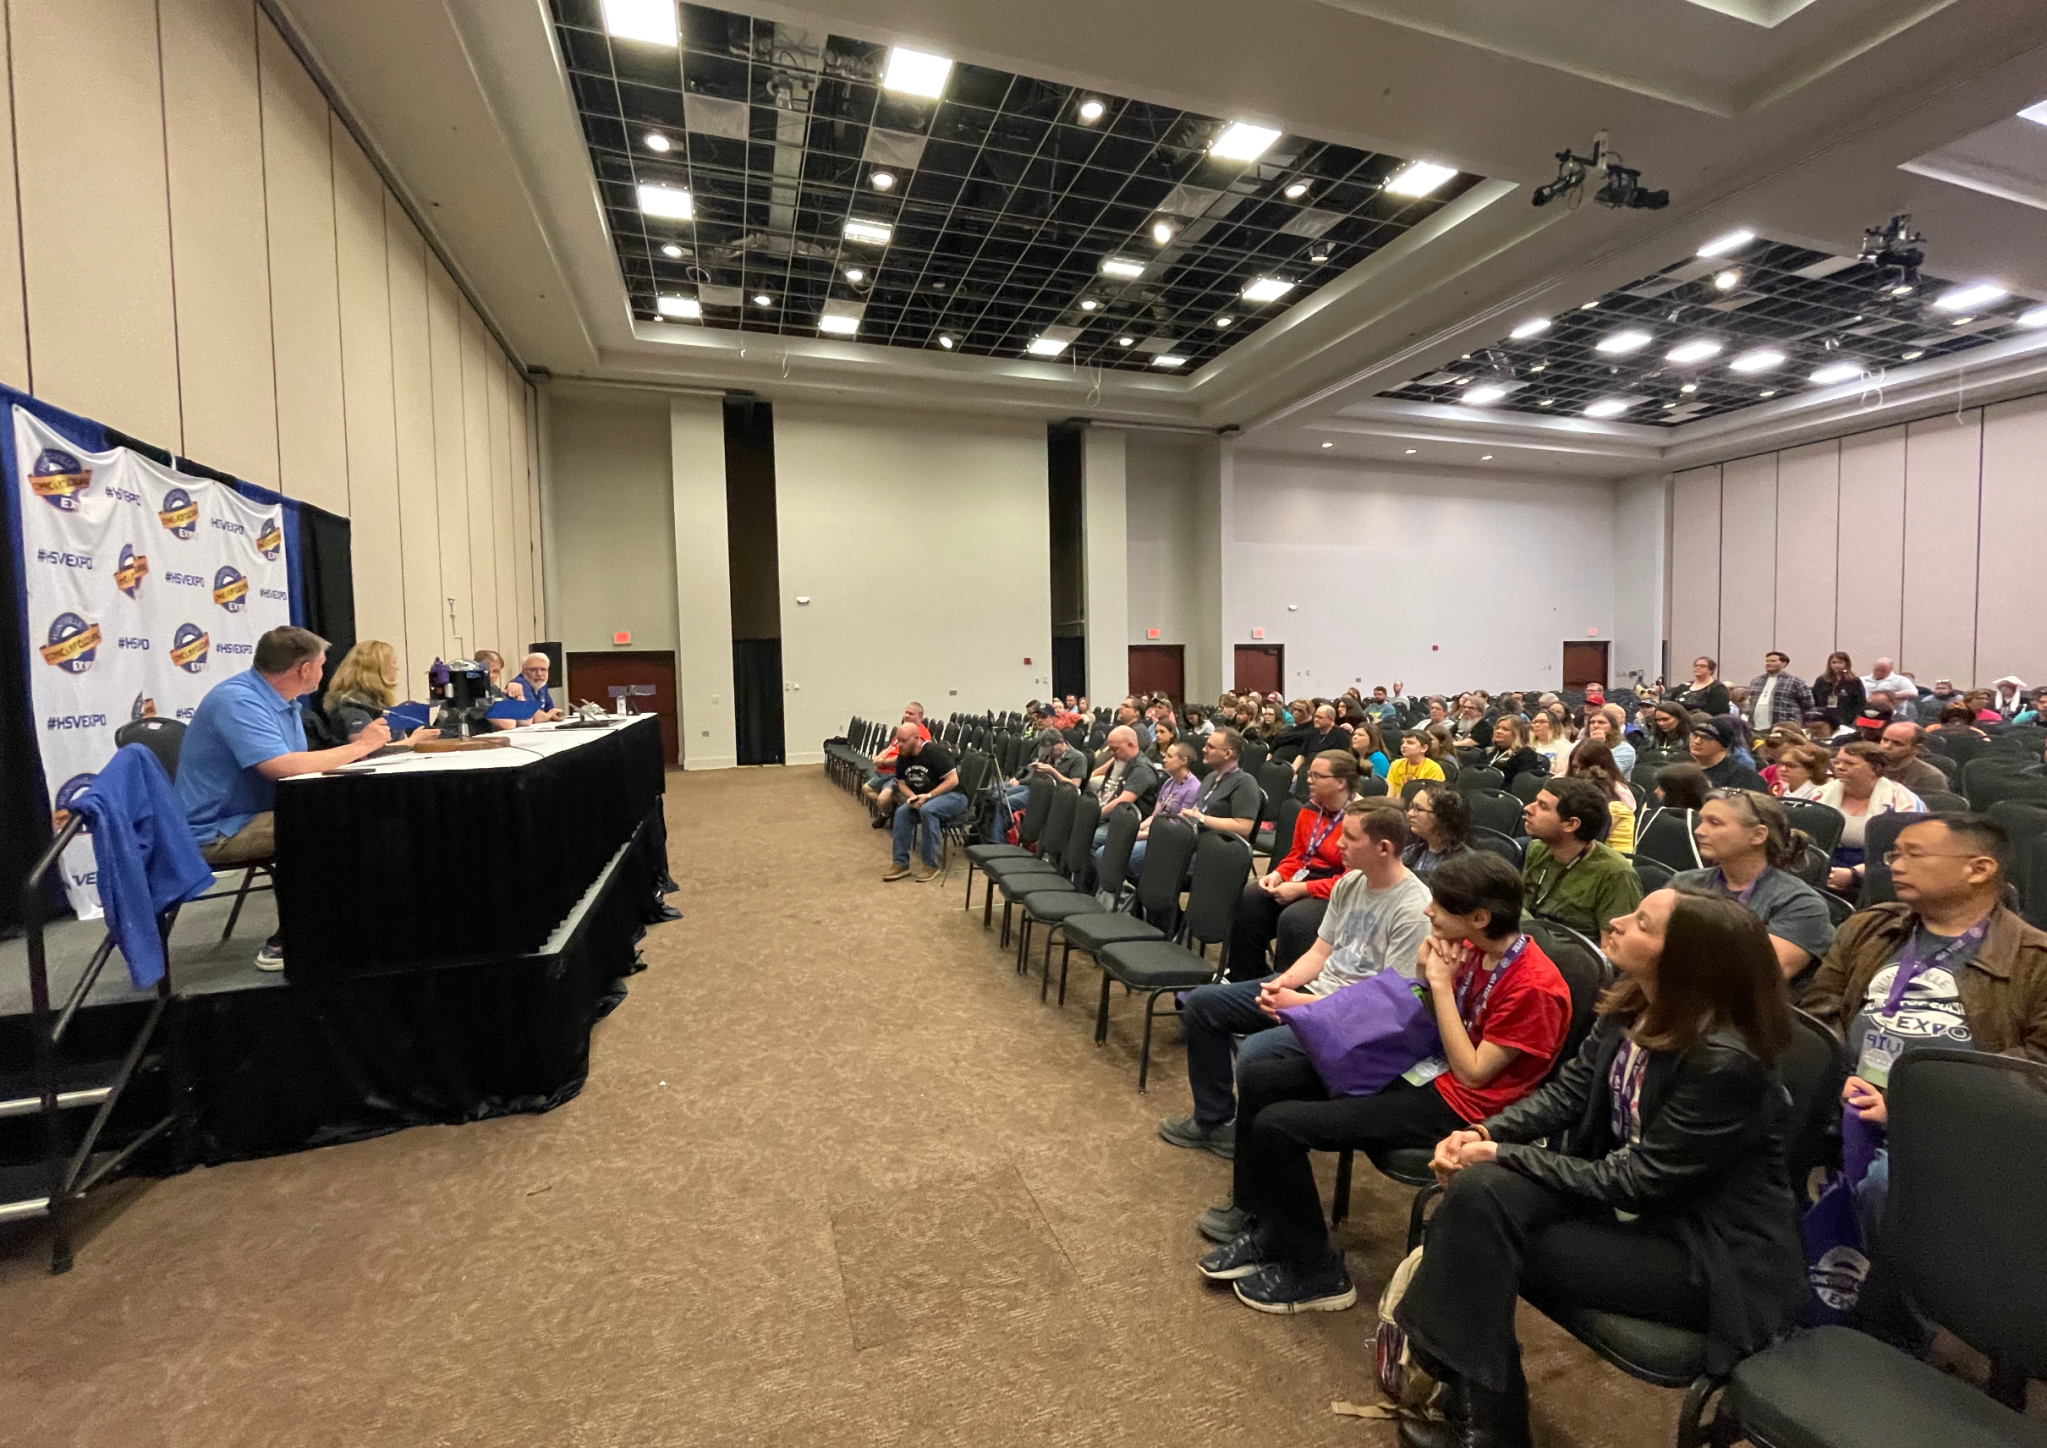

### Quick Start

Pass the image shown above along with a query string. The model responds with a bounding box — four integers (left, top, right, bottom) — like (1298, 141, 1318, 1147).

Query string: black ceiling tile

(944, 62, 1010, 110)
(678, 47, 749, 102)
(869, 92, 939, 135)
(581, 112, 629, 154)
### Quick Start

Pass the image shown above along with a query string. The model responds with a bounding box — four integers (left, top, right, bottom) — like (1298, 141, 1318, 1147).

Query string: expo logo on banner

(170, 622, 210, 674)
(51, 773, 97, 833)
(28, 447, 90, 511)
(40, 612, 100, 674)
(158, 487, 199, 540)
(257, 518, 282, 560)
(114, 543, 148, 598)
(213, 566, 248, 613)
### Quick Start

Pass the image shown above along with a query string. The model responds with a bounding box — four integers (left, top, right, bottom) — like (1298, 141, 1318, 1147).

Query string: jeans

(1227, 884, 1328, 982)
(1182, 975, 1300, 1128)
(1122, 839, 1148, 888)
(892, 791, 967, 867)
(1855, 1146, 1890, 1246)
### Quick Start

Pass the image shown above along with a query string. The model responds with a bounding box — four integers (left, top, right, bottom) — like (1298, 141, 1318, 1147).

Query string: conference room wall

(545, 390, 680, 658)
(1665, 390, 2047, 692)
(1214, 454, 1618, 699)
(0, 0, 541, 695)
(772, 403, 1053, 765)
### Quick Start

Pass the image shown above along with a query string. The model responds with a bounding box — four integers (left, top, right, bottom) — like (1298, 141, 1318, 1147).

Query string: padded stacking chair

(1853, 808, 1967, 909)
(1465, 788, 1525, 838)
(1723, 1049, 2045, 1448)
(962, 776, 1054, 913)
(1093, 831, 1254, 1089)
(1457, 766, 1505, 794)
(1470, 828, 1524, 868)
(1919, 790, 1969, 813)
(981, 788, 1078, 938)
(938, 751, 998, 880)
(1633, 854, 1677, 895)
(1000, 794, 1102, 968)
(1046, 819, 1200, 1013)
(1354, 774, 1389, 798)
(1509, 771, 1549, 804)
(1261, 797, 1302, 872)
(1780, 800, 1845, 858)
(1022, 805, 1141, 1002)
(1636, 807, 1704, 873)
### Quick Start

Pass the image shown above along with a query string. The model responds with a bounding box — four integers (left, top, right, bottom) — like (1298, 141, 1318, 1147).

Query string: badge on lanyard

(1858, 920, 1987, 1088)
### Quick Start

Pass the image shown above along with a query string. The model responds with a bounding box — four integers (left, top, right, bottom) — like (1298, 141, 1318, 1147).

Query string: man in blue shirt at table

(177, 626, 390, 970)
(500, 650, 563, 726)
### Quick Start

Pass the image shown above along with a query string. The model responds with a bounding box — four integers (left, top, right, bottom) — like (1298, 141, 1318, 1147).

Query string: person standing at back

(1746, 651, 1814, 732)
(1678, 656, 1730, 718)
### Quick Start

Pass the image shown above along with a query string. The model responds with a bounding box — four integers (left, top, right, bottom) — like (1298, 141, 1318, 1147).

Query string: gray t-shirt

(1307, 868, 1434, 997)
(1041, 746, 1088, 785)
(1672, 865, 1835, 970)
(1095, 754, 1161, 812)
(1193, 764, 1263, 826)
(1849, 925, 1980, 1089)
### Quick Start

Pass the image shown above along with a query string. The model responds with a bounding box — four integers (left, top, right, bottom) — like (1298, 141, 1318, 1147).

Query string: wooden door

(1562, 640, 1610, 688)
(563, 650, 680, 766)
(1127, 644, 1185, 701)
(1234, 644, 1284, 696)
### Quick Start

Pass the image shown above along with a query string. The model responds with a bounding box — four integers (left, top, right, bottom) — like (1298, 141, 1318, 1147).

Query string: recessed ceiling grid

(1377, 236, 2046, 424)
(549, 0, 1482, 369)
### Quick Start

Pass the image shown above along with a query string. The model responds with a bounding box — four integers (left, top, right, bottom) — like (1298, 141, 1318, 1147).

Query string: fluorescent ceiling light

(819, 314, 859, 335)
(601, 0, 677, 46)
(1242, 276, 1295, 303)
(1385, 161, 1457, 198)
(2016, 304, 2047, 329)
(1810, 362, 1861, 385)
(1935, 282, 2005, 311)
(1151, 354, 1188, 368)
(881, 47, 952, 99)
(1100, 257, 1146, 279)
(1901, 349, 1925, 361)
(842, 219, 892, 245)
(2019, 100, 2047, 125)
(1078, 99, 1105, 123)
(1462, 385, 1509, 405)
(1509, 318, 1550, 340)
(1595, 329, 1652, 355)
(1210, 122, 1281, 163)
(655, 295, 700, 319)
(1665, 339, 1722, 364)
(1026, 336, 1070, 358)
(1729, 348, 1785, 373)
(643, 131, 671, 153)
(636, 184, 693, 220)
(1583, 398, 1636, 419)
(1696, 228, 1755, 258)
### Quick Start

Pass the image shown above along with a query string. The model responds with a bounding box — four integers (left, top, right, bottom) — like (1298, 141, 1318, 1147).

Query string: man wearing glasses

(1803, 814, 2047, 1235)
(1226, 750, 1362, 981)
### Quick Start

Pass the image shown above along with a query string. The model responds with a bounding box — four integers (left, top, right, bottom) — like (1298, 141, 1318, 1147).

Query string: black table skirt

(275, 717, 665, 979)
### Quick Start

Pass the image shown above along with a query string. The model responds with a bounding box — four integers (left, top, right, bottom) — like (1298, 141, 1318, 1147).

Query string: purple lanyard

(1303, 806, 1343, 859)
(1609, 1040, 1650, 1141)
(1713, 867, 1763, 905)
(1883, 919, 1989, 1014)
(1455, 935, 1528, 1038)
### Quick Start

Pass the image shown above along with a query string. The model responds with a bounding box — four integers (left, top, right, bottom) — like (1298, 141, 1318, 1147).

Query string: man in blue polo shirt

(177, 626, 389, 969)
(502, 651, 563, 724)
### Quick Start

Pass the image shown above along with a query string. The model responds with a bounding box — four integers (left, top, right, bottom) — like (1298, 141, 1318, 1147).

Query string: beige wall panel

(488, 355, 519, 652)
(1716, 453, 1778, 679)
(1835, 425, 1907, 674)
(1977, 393, 2047, 688)
(1901, 413, 1982, 688)
(509, 380, 536, 646)
(426, 257, 473, 656)
(549, 391, 676, 654)
(0, 11, 33, 388)
(459, 303, 501, 654)
(526, 389, 548, 638)
(332, 119, 406, 680)
(13, 0, 180, 441)
(161, 0, 276, 486)
(258, 13, 346, 512)
(1667, 466, 1722, 677)
(386, 196, 443, 692)
(1771, 441, 1840, 680)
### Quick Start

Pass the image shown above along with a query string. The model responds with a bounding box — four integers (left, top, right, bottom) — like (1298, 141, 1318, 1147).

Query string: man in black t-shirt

(1688, 718, 1768, 792)
(886, 725, 963, 882)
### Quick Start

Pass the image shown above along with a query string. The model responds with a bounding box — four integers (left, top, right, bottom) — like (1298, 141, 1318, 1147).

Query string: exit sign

(612, 630, 632, 646)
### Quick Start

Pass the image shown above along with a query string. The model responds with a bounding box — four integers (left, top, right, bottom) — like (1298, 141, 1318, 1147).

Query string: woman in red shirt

(1197, 852, 1572, 1314)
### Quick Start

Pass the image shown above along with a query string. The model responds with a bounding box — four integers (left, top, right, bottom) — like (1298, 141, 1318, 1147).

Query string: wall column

(1082, 427, 1128, 705)
(671, 395, 736, 769)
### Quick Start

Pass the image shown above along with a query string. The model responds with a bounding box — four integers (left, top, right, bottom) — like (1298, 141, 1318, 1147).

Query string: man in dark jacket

(1688, 718, 1768, 791)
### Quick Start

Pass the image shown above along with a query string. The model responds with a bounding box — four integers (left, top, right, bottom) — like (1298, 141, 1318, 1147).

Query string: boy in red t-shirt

(1194, 851, 1572, 1315)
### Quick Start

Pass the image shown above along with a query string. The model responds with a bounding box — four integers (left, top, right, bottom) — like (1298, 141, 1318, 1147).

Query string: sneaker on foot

(870, 814, 890, 829)
(1197, 1225, 1275, 1281)
(913, 862, 940, 883)
(255, 937, 286, 972)
(1198, 1197, 1251, 1244)
(883, 863, 912, 882)
(1232, 1254, 1357, 1314)
(1158, 1114, 1235, 1160)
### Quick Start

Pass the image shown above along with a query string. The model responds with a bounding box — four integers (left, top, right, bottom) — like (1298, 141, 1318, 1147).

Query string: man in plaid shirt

(1746, 650, 1815, 729)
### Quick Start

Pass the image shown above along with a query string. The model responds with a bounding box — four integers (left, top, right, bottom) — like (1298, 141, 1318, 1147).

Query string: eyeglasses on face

(1882, 849, 1985, 866)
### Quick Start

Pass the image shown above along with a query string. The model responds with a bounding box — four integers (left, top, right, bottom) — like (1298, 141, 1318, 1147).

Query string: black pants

(1225, 884, 1328, 982)
(1397, 1162, 1708, 1394)
(1234, 1052, 1465, 1265)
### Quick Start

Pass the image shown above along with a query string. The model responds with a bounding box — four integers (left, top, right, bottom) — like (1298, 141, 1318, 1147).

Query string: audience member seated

(1393, 890, 1803, 1448)
(1566, 741, 1636, 855)
(1086, 726, 1161, 845)
(1197, 853, 1571, 1316)
(1424, 698, 1451, 730)
(1675, 790, 1835, 987)
(1350, 718, 1392, 779)
(1182, 703, 1213, 737)
(1876, 720, 1947, 797)
(860, 702, 931, 821)
(1453, 696, 1491, 743)
(1365, 685, 1402, 725)
(1914, 678, 1960, 724)
(1652, 761, 1712, 814)
(1480, 716, 1546, 789)
(1745, 651, 1814, 731)
(1387, 729, 1446, 794)
(1636, 700, 1694, 770)
(1583, 707, 1634, 780)
(1802, 814, 2047, 1239)
(324, 640, 439, 744)
(1403, 782, 1475, 881)
(1123, 727, 1261, 886)
(1228, 751, 1362, 982)
(1774, 742, 1831, 800)
(993, 727, 1088, 841)
(1124, 741, 1203, 875)
(881, 725, 962, 883)
(1678, 655, 1732, 717)
(178, 626, 391, 971)
(1160, 800, 1432, 1162)
(1144, 718, 1177, 766)
(1289, 703, 1351, 778)
(1959, 688, 2004, 723)
(1688, 717, 1769, 792)
(1931, 701, 1990, 742)
(1528, 712, 1574, 776)
(1988, 675, 2029, 717)
(1520, 778, 1643, 936)
(1814, 650, 1865, 726)
(1862, 656, 1918, 701)
(473, 648, 511, 702)
(1753, 723, 1808, 792)
(1817, 741, 1925, 896)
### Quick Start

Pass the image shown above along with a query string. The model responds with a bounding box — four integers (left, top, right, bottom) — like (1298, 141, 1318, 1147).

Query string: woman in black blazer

(1478, 715, 1547, 789)
(1812, 650, 1866, 728)
(1678, 654, 1732, 717)
(1393, 890, 1803, 1448)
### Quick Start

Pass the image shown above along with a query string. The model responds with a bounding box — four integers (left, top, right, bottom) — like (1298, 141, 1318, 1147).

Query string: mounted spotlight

(1859, 213, 1926, 291)
(1531, 131, 1669, 210)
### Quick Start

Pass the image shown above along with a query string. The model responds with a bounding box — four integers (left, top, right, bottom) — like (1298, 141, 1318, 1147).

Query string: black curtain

(732, 638, 785, 765)
(1052, 635, 1087, 701)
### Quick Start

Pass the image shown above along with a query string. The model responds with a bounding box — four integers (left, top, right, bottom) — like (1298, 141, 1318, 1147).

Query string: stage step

(0, 1062, 122, 1120)
(0, 1153, 115, 1225)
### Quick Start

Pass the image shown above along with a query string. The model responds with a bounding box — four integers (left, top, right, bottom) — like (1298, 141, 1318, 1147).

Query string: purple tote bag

(1279, 969, 1441, 1098)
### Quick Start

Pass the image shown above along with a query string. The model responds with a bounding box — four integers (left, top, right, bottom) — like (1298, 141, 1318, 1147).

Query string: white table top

(281, 713, 657, 782)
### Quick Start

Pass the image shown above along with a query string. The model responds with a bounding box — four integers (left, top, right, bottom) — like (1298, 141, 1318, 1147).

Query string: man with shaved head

(884, 723, 962, 883)
(1087, 724, 1163, 851)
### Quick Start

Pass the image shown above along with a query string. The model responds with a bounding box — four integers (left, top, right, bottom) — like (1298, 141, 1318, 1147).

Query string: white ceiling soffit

(1901, 114, 2047, 213)
(1309, 0, 1962, 116)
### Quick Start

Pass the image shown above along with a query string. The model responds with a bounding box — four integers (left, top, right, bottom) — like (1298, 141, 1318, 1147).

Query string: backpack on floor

(1373, 1246, 1442, 1417)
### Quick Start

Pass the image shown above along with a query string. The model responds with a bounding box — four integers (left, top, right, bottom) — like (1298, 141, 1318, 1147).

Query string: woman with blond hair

(325, 640, 435, 742)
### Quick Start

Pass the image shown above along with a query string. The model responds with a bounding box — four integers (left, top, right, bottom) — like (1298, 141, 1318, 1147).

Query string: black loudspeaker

(530, 640, 565, 697)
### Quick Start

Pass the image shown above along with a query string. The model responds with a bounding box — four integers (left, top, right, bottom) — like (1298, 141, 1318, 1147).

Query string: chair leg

(1405, 1182, 1443, 1252)
(1095, 972, 1113, 1044)
(983, 878, 996, 929)
(963, 863, 978, 910)
(49, 1192, 74, 1275)
(1058, 942, 1073, 1006)
(1332, 1148, 1354, 1227)
(1676, 1375, 1728, 1448)
(1139, 992, 1166, 1091)
(221, 866, 260, 942)
(1014, 916, 1031, 975)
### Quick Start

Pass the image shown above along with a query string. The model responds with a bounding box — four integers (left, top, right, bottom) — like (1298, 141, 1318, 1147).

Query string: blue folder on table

(485, 696, 539, 722)
(385, 701, 433, 734)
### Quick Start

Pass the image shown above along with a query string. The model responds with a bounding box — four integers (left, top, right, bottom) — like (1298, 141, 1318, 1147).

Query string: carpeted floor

(0, 766, 1682, 1447)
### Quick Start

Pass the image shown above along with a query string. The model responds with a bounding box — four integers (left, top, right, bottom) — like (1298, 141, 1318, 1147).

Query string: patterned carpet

(0, 766, 1682, 1447)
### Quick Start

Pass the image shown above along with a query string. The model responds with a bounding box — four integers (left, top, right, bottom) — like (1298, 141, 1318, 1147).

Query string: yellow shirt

(1387, 757, 1446, 793)
(1606, 796, 1637, 854)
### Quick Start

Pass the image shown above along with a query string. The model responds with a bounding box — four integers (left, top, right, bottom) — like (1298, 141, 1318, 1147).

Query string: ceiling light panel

(1384, 161, 1458, 198)
(601, 0, 678, 46)
(553, 1, 1482, 367)
(1374, 231, 2043, 426)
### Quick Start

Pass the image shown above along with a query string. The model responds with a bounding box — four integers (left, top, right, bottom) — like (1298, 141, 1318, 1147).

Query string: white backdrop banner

(15, 405, 290, 919)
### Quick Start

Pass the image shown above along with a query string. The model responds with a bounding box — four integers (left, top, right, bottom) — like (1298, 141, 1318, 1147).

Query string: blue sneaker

(1197, 1225, 1274, 1281)
(1232, 1253, 1357, 1313)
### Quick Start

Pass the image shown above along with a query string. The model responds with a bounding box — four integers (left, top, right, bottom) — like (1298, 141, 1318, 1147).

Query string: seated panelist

(324, 639, 438, 743)
(499, 650, 564, 727)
